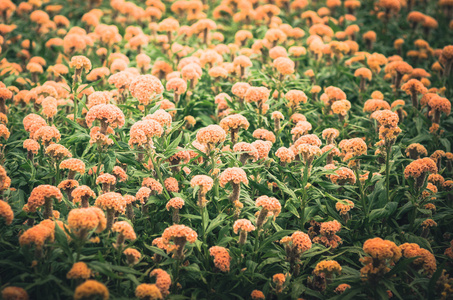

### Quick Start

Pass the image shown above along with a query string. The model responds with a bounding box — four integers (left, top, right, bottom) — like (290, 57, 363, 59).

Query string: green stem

(385, 145, 391, 203)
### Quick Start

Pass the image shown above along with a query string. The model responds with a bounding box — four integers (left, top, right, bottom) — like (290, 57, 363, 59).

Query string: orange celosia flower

(209, 246, 231, 272)
(149, 268, 171, 297)
(68, 207, 107, 236)
(74, 280, 109, 300)
(135, 284, 162, 300)
(0, 200, 14, 225)
(1, 287, 29, 300)
(67, 262, 92, 280)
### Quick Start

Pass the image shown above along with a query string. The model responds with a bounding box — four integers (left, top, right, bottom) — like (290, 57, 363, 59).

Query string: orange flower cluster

(160, 224, 197, 259)
(313, 220, 342, 249)
(27, 184, 63, 212)
(150, 268, 171, 297)
(360, 238, 401, 282)
(95, 192, 126, 213)
(0, 200, 13, 225)
(313, 260, 342, 276)
(67, 207, 107, 235)
(400, 243, 437, 275)
(19, 220, 56, 250)
(142, 178, 163, 194)
(67, 262, 92, 280)
(112, 221, 136, 241)
(219, 167, 248, 187)
(135, 284, 162, 300)
(209, 246, 231, 272)
(325, 164, 356, 185)
(124, 248, 141, 265)
(1, 287, 29, 300)
(74, 280, 109, 300)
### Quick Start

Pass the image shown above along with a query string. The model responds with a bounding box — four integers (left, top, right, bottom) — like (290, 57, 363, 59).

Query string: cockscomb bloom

(196, 125, 226, 153)
(69, 56, 92, 85)
(273, 57, 295, 76)
(112, 221, 136, 247)
(149, 269, 171, 297)
(144, 109, 172, 133)
(19, 220, 55, 254)
(428, 95, 451, 124)
(272, 273, 286, 294)
(96, 173, 117, 193)
(219, 167, 248, 203)
(86, 104, 125, 136)
(161, 224, 197, 259)
(336, 200, 354, 217)
(45, 144, 71, 160)
(404, 158, 437, 191)
(275, 147, 295, 165)
(339, 137, 367, 166)
(385, 61, 413, 90)
(334, 284, 351, 294)
(74, 280, 109, 300)
(94, 192, 125, 230)
(166, 197, 184, 224)
(209, 246, 231, 272)
(296, 143, 321, 170)
(332, 100, 351, 121)
(142, 178, 163, 195)
(233, 219, 255, 245)
(291, 121, 311, 141)
(23, 139, 40, 160)
(219, 114, 249, 144)
(251, 129, 275, 144)
(313, 260, 342, 276)
(251, 140, 272, 160)
(251, 290, 265, 300)
(68, 207, 107, 239)
(405, 143, 428, 159)
(0, 200, 13, 225)
(354, 67, 372, 92)
(135, 284, 162, 300)
(234, 55, 252, 78)
(244, 86, 270, 110)
(123, 248, 141, 265)
(255, 196, 281, 228)
(164, 177, 179, 193)
(280, 231, 312, 275)
(360, 237, 401, 282)
(129, 119, 163, 152)
(293, 134, 322, 151)
(231, 82, 251, 101)
(190, 175, 214, 208)
(428, 174, 445, 189)
(1, 287, 29, 300)
(325, 164, 356, 185)
(399, 243, 437, 275)
(136, 187, 151, 213)
(271, 111, 284, 131)
(322, 128, 340, 145)
(285, 90, 308, 111)
(166, 78, 187, 104)
(67, 262, 92, 280)
(233, 142, 259, 165)
(313, 220, 342, 249)
(421, 218, 437, 237)
(59, 158, 85, 179)
(27, 185, 63, 219)
(129, 75, 164, 106)
(363, 99, 391, 113)
(71, 185, 96, 208)
(33, 125, 61, 146)
(401, 79, 428, 108)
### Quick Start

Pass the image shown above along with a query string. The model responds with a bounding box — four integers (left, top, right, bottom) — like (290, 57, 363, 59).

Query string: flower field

(1, 0, 453, 299)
